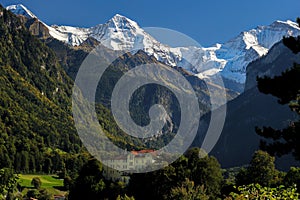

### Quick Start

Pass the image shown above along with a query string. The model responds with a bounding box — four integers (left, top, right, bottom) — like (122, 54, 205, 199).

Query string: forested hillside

(0, 5, 89, 175)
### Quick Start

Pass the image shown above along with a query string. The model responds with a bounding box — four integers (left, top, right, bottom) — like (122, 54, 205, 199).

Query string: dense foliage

(168, 178, 209, 200)
(127, 148, 223, 200)
(235, 150, 278, 187)
(0, 168, 19, 200)
(0, 5, 91, 176)
(226, 184, 299, 200)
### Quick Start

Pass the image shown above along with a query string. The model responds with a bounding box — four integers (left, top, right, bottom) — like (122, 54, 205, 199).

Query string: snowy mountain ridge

(6, 4, 37, 19)
(7, 4, 300, 91)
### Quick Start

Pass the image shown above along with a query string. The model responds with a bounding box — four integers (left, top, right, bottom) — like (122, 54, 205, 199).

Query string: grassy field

(19, 174, 64, 188)
(18, 174, 65, 196)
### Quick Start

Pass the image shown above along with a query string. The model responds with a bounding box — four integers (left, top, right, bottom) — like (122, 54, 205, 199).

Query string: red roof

(131, 149, 157, 156)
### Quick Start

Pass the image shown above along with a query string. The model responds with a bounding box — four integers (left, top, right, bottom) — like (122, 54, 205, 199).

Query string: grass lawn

(19, 174, 64, 188)
(18, 174, 66, 196)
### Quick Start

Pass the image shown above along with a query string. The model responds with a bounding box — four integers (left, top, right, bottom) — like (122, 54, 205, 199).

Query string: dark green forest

(0, 5, 148, 177)
(0, 5, 87, 175)
(1, 4, 300, 200)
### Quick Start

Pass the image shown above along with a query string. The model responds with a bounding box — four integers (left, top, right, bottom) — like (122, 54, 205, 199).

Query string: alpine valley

(1, 3, 300, 199)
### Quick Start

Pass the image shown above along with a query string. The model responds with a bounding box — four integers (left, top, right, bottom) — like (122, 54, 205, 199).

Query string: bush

(31, 177, 42, 189)
(226, 183, 299, 200)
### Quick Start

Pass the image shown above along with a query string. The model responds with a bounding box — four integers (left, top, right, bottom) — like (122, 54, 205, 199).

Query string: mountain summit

(7, 4, 300, 92)
(6, 4, 37, 19)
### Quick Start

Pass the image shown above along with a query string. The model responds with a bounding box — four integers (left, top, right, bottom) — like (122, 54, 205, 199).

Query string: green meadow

(18, 174, 65, 196)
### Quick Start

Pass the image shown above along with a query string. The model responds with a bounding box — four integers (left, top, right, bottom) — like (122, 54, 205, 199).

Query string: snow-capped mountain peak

(88, 14, 181, 67)
(197, 21, 300, 85)
(89, 14, 149, 50)
(273, 20, 300, 30)
(109, 14, 140, 30)
(6, 4, 300, 92)
(6, 4, 37, 19)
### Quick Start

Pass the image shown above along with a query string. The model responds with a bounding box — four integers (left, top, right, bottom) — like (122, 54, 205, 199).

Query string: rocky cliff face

(245, 41, 300, 90)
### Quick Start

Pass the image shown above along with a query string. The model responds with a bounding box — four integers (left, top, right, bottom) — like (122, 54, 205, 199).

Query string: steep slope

(14, 13, 239, 151)
(193, 40, 300, 170)
(44, 38, 219, 149)
(215, 21, 300, 84)
(209, 87, 297, 170)
(1, 5, 212, 156)
(6, 4, 37, 18)
(7, 4, 300, 92)
(0, 6, 147, 174)
(245, 41, 300, 90)
(0, 5, 83, 173)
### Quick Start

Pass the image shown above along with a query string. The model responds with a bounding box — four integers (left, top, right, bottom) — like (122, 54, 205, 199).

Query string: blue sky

(1, 0, 299, 46)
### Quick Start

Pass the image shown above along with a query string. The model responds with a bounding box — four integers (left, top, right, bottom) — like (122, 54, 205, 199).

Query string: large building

(103, 150, 157, 183)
